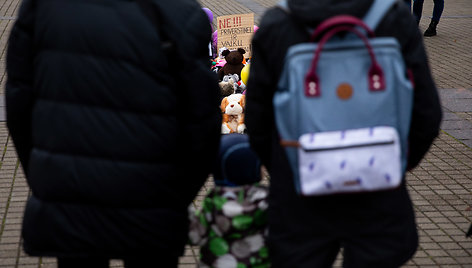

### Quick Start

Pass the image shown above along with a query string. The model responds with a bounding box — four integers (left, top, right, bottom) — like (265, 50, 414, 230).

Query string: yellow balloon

(241, 64, 250, 85)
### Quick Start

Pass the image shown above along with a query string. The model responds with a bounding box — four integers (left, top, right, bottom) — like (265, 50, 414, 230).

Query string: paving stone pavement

(0, 0, 471, 267)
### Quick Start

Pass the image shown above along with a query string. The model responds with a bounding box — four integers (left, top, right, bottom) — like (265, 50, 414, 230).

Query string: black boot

(424, 20, 438, 37)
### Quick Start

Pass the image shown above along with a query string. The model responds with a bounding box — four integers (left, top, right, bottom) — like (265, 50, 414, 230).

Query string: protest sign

(217, 13, 255, 58)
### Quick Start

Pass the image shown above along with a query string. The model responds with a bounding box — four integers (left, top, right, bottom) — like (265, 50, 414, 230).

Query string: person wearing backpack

(6, 0, 220, 267)
(245, 0, 442, 267)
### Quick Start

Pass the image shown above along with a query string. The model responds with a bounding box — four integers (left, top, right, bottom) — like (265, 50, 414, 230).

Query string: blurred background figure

(202, 7, 217, 57)
(414, 0, 445, 36)
(403, 0, 444, 36)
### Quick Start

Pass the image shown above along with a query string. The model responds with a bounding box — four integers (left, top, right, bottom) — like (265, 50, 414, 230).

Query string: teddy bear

(221, 93, 246, 134)
(218, 48, 246, 81)
(219, 74, 239, 99)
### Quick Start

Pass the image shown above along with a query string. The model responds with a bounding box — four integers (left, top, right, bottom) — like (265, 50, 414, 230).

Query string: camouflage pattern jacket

(189, 184, 270, 268)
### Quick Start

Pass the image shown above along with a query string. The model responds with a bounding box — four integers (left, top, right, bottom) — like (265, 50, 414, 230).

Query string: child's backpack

(274, 0, 414, 196)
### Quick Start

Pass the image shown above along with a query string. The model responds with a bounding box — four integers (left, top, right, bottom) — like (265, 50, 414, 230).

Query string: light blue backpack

(274, 0, 414, 196)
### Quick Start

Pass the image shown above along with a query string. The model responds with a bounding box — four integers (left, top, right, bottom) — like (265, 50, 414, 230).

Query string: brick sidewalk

(1, 0, 471, 267)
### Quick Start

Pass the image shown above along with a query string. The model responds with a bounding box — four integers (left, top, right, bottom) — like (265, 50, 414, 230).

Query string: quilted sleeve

(377, 3, 442, 170)
(396, 6, 443, 170)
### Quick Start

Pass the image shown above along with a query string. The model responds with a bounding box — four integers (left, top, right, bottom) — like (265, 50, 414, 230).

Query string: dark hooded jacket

(245, 0, 442, 266)
(6, 0, 221, 258)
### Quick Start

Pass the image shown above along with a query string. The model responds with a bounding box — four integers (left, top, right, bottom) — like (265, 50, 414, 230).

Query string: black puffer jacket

(6, 0, 221, 258)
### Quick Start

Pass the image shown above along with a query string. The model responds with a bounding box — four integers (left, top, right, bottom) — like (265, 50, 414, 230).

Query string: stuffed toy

(221, 93, 246, 134)
(217, 47, 228, 59)
(236, 80, 246, 94)
(219, 74, 239, 99)
(218, 48, 246, 81)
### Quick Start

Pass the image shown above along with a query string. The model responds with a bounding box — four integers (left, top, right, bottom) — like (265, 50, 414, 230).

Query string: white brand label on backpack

(297, 126, 402, 196)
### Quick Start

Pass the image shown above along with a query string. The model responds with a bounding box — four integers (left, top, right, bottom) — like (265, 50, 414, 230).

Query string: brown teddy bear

(218, 48, 246, 81)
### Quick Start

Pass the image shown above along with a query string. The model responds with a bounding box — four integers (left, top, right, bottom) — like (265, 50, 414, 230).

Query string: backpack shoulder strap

(363, 0, 398, 30)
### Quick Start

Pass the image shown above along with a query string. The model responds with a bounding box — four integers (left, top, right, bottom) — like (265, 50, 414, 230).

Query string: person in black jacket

(245, 0, 442, 267)
(6, 0, 221, 267)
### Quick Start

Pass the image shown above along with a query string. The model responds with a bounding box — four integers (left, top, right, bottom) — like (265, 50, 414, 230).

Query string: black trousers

(267, 182, 418, 268)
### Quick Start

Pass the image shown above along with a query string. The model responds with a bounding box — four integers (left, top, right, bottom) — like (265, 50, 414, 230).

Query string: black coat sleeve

(157, 1, 222, 203)
(380, 3, 443, 170)
(245, 8, 308, 171)
(405, 34, 443, 170)
(6, 0, 36, 174)
(245, 26, 277, 170)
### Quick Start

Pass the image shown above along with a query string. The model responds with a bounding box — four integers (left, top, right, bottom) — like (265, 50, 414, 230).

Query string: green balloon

(209, 237, 229, 256)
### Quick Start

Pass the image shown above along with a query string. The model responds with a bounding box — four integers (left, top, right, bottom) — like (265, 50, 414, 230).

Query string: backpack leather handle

(305, 23, 385, 97)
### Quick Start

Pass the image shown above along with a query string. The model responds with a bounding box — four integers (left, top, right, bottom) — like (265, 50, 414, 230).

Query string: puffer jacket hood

(288, 0, 374, 26)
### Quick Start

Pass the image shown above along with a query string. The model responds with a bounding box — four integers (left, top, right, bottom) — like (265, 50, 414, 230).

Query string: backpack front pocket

(297, 126, 402, 196)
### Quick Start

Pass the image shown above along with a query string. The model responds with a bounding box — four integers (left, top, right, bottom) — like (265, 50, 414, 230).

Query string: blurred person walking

(6, 0, 221, 267)
(245, 0, 442, 267)
(413, 0, 445, 36)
